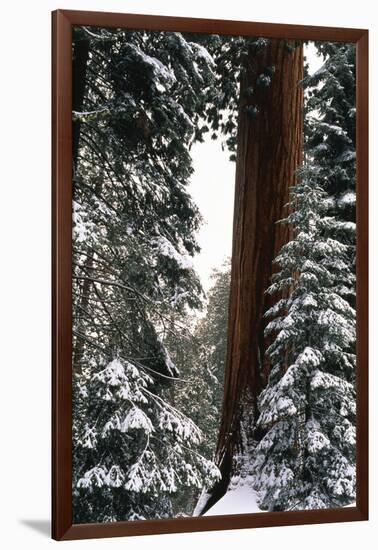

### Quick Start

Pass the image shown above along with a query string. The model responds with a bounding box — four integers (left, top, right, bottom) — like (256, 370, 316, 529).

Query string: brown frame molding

(52, 9, 369, 541)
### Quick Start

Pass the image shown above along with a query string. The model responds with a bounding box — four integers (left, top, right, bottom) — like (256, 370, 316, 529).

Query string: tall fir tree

(252, 165, 356, 510)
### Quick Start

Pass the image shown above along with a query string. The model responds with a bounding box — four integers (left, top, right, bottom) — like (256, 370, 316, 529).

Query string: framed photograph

(52, 9, 368, 540)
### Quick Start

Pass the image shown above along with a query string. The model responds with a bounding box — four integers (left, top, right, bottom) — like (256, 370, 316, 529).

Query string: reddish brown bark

(202, 39, 303, 513)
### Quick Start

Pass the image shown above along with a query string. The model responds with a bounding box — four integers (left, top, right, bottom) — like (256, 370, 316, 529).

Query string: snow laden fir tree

(252, 166, 356, 511)
(72, 27, 221, 523)
(74, 358, 219, 521)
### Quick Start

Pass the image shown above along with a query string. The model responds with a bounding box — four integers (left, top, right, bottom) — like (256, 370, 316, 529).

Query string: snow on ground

(203, 482, 356, 516)
(204, 483, 263, 516)
(204, 475, 265, 516)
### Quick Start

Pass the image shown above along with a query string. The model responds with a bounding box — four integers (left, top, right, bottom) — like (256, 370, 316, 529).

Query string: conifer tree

(252, 165, 356, 511)
(74, 357, 220, 522)
(304, 42, 356, 269)
(172, 261, 231, 458)
(161, 262, 231, 515)
(72, 27, 220, 522)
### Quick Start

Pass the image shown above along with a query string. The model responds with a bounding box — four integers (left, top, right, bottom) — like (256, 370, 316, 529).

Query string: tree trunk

(201, 39, 303, 513)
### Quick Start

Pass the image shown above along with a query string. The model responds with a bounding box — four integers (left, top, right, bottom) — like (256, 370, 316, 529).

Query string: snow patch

(204, 478, 264, 516)
(338, 191, 356, 207)
(153, 235, 194, 270)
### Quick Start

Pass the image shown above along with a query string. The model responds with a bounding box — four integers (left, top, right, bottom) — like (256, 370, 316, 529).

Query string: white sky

(188, 42, 323, 293)
(189, 137, 235, 292)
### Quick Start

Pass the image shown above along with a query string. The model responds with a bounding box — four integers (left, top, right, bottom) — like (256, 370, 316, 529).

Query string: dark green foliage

(72, 27, 220, 523)
(196, 35, 270, 154)
(304, 43, 356, 223)
(252, 169, 356, 511)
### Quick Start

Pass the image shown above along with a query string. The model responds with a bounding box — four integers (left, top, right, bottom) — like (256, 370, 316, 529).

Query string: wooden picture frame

(52, 9, 368, 541)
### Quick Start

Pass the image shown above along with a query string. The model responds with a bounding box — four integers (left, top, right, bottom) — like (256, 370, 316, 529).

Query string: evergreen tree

(304, 42, 356, 273)
(173, 260, 231, 458)
(252, 165, 356, 511)
(163, 261, 231, 515)
(198, 261, 231, 391)
(72, 27, 220, 522)
(74, 357, 219, 522)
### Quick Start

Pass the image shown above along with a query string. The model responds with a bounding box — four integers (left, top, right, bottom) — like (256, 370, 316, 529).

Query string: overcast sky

(188, 42, 324, 292)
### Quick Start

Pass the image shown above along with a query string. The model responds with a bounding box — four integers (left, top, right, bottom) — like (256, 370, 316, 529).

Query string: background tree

(163, 261, 231, 515)
(174, 261, 231, 451)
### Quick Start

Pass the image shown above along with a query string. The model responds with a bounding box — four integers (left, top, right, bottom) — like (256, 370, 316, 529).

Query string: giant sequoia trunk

(201, 39, 303, 513)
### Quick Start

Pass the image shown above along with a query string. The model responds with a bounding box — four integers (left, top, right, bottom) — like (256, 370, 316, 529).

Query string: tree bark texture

(202, 39, 303, 513)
